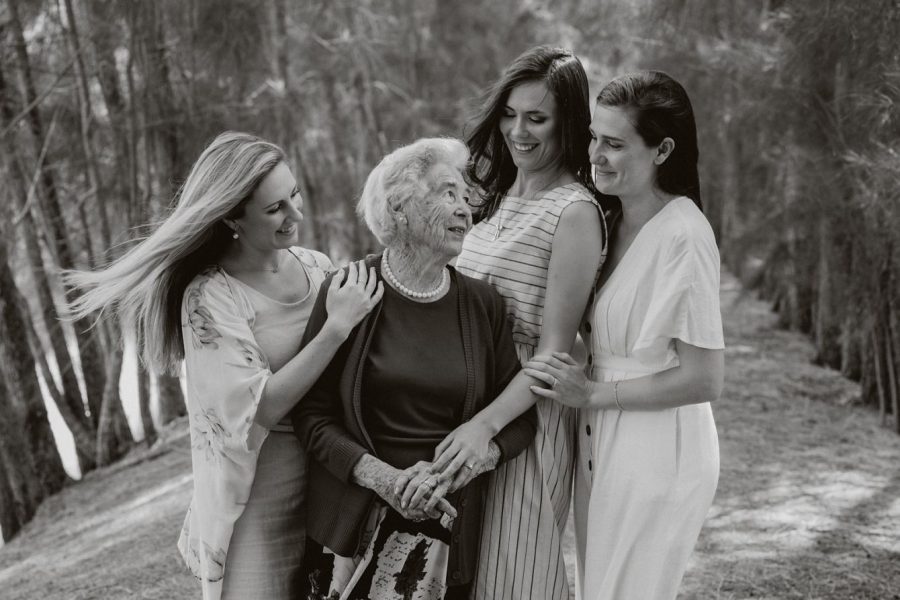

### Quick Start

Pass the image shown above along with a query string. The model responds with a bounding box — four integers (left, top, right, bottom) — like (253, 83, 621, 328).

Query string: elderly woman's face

(403, 162, 473, 259)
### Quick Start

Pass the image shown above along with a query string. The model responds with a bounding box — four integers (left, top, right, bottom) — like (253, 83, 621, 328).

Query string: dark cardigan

(292, 253, 537, 587)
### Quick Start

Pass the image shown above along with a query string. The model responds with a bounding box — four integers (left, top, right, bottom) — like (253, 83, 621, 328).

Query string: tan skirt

(221, 430, 307, 599)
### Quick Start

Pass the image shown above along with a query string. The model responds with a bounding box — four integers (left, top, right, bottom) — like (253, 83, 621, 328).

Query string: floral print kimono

(177, 248, 333, 600)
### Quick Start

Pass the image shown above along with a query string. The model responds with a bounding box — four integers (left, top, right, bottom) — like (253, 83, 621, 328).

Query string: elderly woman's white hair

(357, 137, 469, 246)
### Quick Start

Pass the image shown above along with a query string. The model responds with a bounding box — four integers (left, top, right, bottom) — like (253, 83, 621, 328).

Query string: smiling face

(499, 80, 563, 176)
(404, 162, 473, 260)
(229, 161, 303, 250)
(589, 105, 666, 201)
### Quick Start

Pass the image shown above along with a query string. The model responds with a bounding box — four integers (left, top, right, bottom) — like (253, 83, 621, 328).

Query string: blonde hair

(357, 137, 469, 246)
(64, 132, 285, 374)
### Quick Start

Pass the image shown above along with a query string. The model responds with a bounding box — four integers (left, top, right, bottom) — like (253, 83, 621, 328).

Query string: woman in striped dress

(432, 46, 611, 599)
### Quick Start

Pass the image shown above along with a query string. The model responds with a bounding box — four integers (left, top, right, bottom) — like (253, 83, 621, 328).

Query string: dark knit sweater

(292, 253, 537, 587)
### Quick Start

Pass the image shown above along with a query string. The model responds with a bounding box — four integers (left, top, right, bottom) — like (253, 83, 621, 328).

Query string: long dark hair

(596, 71, 702, 210)
(465, 46, 612, 221)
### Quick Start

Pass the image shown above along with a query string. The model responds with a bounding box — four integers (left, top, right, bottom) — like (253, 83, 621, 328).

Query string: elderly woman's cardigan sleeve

(476, 280, 537, 463)
(470, 280, 537, 463)
(292, 269, 370, 483)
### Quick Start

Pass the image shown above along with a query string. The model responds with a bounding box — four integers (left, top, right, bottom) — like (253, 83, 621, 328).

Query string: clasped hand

(523, 351, 592, 408)
(388, 461, 457, 522)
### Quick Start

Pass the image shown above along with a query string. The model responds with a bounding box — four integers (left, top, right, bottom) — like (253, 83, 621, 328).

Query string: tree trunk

(872, 327, 888, 426)
(7, 0, 77, 270)
(157, 372, 186, 425)
(95, 344, 132, 467)
(0, 438, 23, 541)
(137, 362, 157, 447)
(0, 245, 68, 498)
(780, 128, 804, 331)
(0, 54, 94, 436)
(7, 0, 109, 429)
(0, 411, 34, 542)
(887, 317, 900, 434)
(814, 214, 840, 366)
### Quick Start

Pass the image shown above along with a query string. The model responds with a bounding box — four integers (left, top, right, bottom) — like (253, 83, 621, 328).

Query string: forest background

(0, 0, 898, 571)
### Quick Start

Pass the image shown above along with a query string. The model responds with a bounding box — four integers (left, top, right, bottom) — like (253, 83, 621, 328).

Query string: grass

(1, 271, 898, 599)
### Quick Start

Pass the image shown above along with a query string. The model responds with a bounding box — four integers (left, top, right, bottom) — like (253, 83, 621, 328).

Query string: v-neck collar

(598, 196, 686, 292)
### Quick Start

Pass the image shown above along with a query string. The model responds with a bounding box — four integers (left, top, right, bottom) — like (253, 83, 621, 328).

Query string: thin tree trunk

(0, 245, 68, 498)
(814, 214, 838, 366)
(887, 318, 900, 434)
(95, 344, 131, 467)
(872, 327, 888, 426)
(781, 129, 803, 330)
(157, 372, 186, 425)
(7, 0, 108, 429)
(8, 0, 76, 269)
(137, 362, 157, 447)
(0, 437, 22, 541)
(0, 412, 33, 542)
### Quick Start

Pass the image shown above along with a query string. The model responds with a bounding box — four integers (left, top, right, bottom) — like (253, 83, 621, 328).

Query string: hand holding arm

(525, 341, 724, 411)
(432, 201, 602, 469)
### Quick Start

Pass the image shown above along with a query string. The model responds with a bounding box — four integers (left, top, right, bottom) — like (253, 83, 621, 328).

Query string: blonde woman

(64, 132, 382, 599)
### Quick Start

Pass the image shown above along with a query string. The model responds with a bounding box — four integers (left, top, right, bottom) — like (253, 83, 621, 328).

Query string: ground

(1, 272, 899, 599)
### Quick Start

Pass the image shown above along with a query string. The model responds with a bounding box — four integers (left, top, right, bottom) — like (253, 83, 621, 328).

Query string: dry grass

(1, 271, 899, 599)
(675, 273, 900, 600)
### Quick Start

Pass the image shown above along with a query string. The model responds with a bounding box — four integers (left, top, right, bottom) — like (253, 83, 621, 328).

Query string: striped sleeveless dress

(455, 183, 601, 600)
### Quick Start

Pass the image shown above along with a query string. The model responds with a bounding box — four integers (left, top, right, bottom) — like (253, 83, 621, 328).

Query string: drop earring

(232, 231, 239, 240)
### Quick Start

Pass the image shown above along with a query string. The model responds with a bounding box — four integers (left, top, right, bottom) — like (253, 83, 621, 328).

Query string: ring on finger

(551, 376, 558, 389)
(463, 463, 474, 471)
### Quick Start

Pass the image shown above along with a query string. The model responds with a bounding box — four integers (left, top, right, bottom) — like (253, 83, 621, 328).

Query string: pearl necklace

(381, 249, 448, 300)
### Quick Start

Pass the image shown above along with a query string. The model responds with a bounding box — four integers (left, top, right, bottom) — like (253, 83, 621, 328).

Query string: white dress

(576, 197, 723, 600)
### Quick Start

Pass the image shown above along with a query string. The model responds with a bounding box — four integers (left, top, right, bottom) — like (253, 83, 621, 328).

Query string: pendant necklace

(493, 211, 504, 241)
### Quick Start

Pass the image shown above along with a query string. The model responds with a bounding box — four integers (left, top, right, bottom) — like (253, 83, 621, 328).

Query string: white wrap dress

(576, 196, 723, 600)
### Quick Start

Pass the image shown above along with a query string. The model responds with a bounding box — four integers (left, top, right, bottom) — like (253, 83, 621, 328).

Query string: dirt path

(1, 272, 898, 599)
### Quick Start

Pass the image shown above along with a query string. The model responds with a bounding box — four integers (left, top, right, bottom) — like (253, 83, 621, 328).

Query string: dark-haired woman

(526, 71, 724, 599)
(434, 46, 608, 599)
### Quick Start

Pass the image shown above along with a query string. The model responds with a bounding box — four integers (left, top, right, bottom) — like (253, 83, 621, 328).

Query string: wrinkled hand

(391, 461, 458, 521)
(523, 351, 592, 408)
(354, 456, 451, 523)
(325, 261, 383, 337)
(443, 441, 500, 493)
(431, 419, 495, 488)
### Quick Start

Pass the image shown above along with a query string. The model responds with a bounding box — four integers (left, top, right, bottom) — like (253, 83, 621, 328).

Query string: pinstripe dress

(455, 183, 602, 600)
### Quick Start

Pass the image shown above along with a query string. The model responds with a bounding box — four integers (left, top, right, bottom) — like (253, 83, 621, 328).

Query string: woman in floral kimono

(64, 132, 383, 599)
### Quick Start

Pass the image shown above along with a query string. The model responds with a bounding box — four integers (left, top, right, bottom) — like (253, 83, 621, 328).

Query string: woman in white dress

(525, 71, 725, 600)
(64, 132, 382, 599)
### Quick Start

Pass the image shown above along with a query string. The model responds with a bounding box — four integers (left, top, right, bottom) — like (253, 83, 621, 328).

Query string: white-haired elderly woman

(64, 132, 383, 599)
(292, 137, 537, 600)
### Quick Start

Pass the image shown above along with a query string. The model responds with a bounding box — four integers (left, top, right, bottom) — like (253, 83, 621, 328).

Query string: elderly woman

(292, 137, 537, 600)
